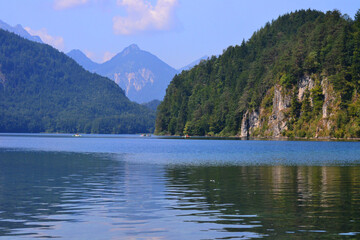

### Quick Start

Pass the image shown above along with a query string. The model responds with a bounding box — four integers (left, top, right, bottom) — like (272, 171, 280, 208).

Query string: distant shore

(157, 134, 360, 142)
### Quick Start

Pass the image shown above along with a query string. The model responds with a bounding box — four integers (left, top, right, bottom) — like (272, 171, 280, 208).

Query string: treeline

(0, 29, 155, 134)
(155, 9, 360, 138)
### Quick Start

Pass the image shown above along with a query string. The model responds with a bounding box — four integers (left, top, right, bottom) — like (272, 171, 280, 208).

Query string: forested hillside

(0, 29, 155, 134)
(156, 9, 360, 138)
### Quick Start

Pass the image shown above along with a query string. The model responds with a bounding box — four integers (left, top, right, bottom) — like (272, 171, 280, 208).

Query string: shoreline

(157, 134, 360, 142)
(1, 132, 360, 142)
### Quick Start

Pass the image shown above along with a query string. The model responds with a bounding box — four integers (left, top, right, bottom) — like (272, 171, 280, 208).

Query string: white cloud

(84, 50, 96, 60)
(83, 50, 115, 63)
(113, 0, 178, 35)
(24, 27, 65, 51)
(53, 0, 89, 10)
(102, 51, 116, 62)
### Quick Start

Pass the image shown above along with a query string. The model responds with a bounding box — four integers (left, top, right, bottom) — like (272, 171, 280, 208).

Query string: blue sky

(0, 0, 358, 69)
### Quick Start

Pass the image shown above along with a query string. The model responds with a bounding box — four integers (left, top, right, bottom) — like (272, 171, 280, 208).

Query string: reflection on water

(0, 151, 125, 238)
(166, 166, 360, 239)
(0, 135, 360, 239)
(0, 150, 172, 239)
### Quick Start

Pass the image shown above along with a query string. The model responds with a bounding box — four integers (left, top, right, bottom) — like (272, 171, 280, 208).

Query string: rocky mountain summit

(68, 44, 178, 103)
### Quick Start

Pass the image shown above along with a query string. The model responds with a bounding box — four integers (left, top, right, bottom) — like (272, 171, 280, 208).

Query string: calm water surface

(0, 134, 360, 239)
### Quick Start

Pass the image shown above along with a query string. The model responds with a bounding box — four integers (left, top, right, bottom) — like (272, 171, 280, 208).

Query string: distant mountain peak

(0, 19, 43, 44)
(68, 49, 86, 56)
(66, 49, 99, 71)
(122, 44, 140, 56)
(178, 55, 209, 72)
(128, 44, 140, 50)
(69, 43, 205, 103)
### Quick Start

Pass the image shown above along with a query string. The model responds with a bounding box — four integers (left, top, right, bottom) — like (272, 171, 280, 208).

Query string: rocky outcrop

(298, 75, 315, 101)
(240, 110, 260, 137)
(0, 72, 5, 85)
(0, 69, 5, 88)
(313, 77, 338, 137)
(114, 68, 155, 95)
(321, 78, 335, 119)
(242, 75, 339, 138)
(267, 85, 291, 137)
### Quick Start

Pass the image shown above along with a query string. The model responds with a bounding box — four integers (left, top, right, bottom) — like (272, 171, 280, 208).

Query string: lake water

(0, 134, 360, 239)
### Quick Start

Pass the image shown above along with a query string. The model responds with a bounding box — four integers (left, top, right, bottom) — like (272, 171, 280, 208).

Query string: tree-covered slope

(0, 29, 155, 134)
(156, 9, 360, 138)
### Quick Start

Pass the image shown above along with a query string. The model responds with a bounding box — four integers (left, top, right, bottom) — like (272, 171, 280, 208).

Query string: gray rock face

(314, 77, 337, 136)
(321, 78, 335, 119)
(268, 85, 291, 137)
(0, 70, 5, 86)
(239, 74, 338, 138)
(298, 75, 315, 101)
(113, 68, 155, 98)
(240, 110, 260, 138)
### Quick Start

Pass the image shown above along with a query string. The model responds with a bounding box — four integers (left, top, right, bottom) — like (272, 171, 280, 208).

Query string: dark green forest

(0, 29, 155, 134)
(156, 9, 360, 138)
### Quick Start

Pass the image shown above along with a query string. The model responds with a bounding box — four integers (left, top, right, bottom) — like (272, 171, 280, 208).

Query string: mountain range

(155, 9, 360, 139)
(67, 46, 207, 103)
(0, 19, 207, 105)
(67, 45, 177, 103)
(0, 20, 42, 43)
(0, 28, 155, 134)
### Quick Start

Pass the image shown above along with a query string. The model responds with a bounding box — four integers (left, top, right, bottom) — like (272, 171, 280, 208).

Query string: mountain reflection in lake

(0, 135, 360, 239)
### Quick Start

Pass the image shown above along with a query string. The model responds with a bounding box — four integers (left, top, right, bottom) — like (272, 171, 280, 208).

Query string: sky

(0, 0, 358, 69)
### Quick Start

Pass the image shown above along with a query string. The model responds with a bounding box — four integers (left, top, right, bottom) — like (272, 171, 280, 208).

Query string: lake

(0, 134, 360, 239)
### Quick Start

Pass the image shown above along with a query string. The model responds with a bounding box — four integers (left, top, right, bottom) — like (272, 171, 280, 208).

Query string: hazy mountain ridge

(67, 49, 100, 72)
(155, 9, 360, 139)
(178, 56, 209, 72)
(0, 19, 42, 43)
(142, 99, 162, 111)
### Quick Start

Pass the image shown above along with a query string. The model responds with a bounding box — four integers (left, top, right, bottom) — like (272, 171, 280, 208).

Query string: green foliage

(310, 84, 324, 115)
(290, 89, 301, 119)
(156, 9, 360, 137)
(304, 51, 320, 73)
(0, 29, 155, 134)
(348, 96, 360, 117)
(280, 73, 296, 89)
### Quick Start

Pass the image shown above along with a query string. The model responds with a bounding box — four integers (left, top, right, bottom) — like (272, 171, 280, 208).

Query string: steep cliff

(155, 9, 360, 138)
(240, 74, 341, 138)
